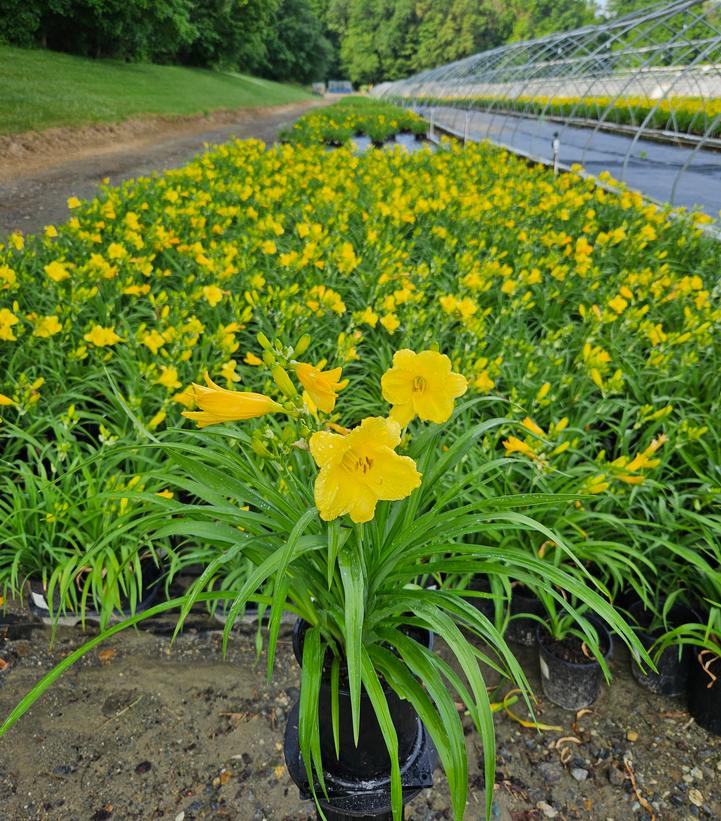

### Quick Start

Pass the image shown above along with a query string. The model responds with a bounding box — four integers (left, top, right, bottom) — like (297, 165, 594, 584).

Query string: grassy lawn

(0, 46, 313, 135)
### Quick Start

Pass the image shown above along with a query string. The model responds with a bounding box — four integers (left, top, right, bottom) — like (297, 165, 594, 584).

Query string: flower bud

(251, 436, 271, 458)
(271, 365, 297, 398)
(294, 333, 311, 357)
(262, 349, 276, 367)
(257, 332, 272, 351)
(281, 422, 298, 443)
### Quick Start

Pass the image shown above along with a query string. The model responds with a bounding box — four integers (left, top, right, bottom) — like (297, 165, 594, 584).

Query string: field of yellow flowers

(1, 99, 720, 622)
(414, 93, 721, 138)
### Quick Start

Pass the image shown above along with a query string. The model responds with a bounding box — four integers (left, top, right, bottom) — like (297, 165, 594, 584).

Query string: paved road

(0, 100, 325, 239)
(423, 105, 721, 218)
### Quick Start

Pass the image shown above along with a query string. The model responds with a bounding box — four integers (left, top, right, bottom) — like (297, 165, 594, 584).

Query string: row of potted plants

(0, 341, 692, 821)
(278, 95, 428, 146)
(395, 93, 721, 139)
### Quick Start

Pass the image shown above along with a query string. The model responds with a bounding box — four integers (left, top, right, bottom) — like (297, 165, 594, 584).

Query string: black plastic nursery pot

(0, 611, 38, 642)
(27, 555, 164, 627)
(688, 649, 721, 736)
(285, 620, 436, 819)
(462, 574, 495, 619)
(464, 577, 543, 646)
(537, 620, 613, 711)
(629, 600, 699, 697)
(507, 584, 546, 647)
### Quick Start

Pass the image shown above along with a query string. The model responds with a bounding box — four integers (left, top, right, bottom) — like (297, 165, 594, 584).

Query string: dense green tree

(180, 0, 281, 70)
(0, 0, 197, 61)
(414, 0, 514, 69)
(0, 0, 611, 85)
(260, 0, 333, 83)
(507, 0, 597, 43)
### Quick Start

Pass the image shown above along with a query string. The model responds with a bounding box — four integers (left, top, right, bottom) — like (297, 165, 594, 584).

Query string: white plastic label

(539, 657, 550, 679)
(31, 591, 49, 611)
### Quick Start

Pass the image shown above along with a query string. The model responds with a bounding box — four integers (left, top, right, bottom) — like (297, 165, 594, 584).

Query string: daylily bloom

(502, 436, 538, 459)
(182, 372, 283, 428)
(156, 365, 181, 391)
(381, 349, 467, 426)
(32, 315, 63, 338)
(310, 416, 421, 523)
(84, 325, 122, 347)
(44, 261, 70, 282)
(296, 362, 346, 413)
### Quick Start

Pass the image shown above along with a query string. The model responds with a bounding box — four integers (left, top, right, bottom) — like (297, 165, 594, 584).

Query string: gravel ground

(0, 100, 327, 240)
(0, 604, 719, 821)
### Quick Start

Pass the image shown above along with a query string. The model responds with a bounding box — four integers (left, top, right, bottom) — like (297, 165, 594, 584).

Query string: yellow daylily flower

(156, 365, 181, 391)
(32, 315, 63, 338)
(172, 385, 196, 408)
(296, 362, 346, 414)
(220, 359, 241, 384)
(0, 308, 20, 341)
(380, 313, 400, 333)
(521, 417, 545, 438)
(474, 371, 495, 393)
(381, 349, 467, 426)
(502, 436, 537, 459)
(203, 284, 225, 307)
(142, 330, 166, 354)
(84, 325, 122, 347)
(44, 261, 70, 282)
(182, 372, 283, 428)
(310, 416, 421, 523)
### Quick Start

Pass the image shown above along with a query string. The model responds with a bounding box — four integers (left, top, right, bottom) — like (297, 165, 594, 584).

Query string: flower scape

(0, 98, 720, 640)
(181, 346, 464, 522)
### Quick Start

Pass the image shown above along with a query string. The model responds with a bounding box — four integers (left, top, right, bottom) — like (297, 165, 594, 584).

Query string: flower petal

(309, 430, 348, 468)
(315, 465, 355, 521)
(364, 450, 421, 501)
(346, 483, 380, 523)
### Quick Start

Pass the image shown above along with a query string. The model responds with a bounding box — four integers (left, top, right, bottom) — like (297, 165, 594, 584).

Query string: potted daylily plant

(154, 336, 649, 818)
(0, 337, 650, 821)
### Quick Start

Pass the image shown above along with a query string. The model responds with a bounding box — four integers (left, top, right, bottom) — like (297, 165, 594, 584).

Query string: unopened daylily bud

(294, 333, 311, 357)
(251, 437, 271, 458)
(257, 332, 272, 351)
(272, 365, 297, 398)
(281, 423, 298, 443)
(262, 349, 276, 367)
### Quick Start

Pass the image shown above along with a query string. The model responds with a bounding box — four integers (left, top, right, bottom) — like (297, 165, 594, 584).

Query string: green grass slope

(0, 46, 313, 135)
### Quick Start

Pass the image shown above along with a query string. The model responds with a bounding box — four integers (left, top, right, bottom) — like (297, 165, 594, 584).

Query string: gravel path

(1, 609, 719, 821)
(0, 100, 327, 240)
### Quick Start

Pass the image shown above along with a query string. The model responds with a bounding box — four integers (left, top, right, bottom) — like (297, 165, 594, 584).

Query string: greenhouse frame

(375, 0, 721, 215)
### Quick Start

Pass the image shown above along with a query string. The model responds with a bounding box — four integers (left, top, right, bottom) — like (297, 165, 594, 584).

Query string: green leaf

(330, 656, 341, 760)
(360, 649, 402, 820)
(338, 540, 364, 746)
(298, 626, 327, 800)
(265, 506, 318, 673)
(373, 633, 469, 820)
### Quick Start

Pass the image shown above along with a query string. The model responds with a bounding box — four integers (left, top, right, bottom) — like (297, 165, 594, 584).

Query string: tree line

(0, 0, 642, 86)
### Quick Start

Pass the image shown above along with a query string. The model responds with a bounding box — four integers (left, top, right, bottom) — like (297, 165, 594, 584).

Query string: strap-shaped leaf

(298, 625, 327, 800)
(338, 540, 364, 745)
(359, 648, 402, 820)
(373, 634, 468, 820)
(330, 656, 341, 760)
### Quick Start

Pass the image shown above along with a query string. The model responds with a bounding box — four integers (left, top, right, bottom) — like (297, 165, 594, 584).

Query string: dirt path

(1, 609, 719, 821)
(0, 100, 327, 240)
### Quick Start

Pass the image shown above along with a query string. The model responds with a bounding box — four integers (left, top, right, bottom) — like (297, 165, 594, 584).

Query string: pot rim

(292, 618, 434, 694)
(536, 619, 613, 669)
